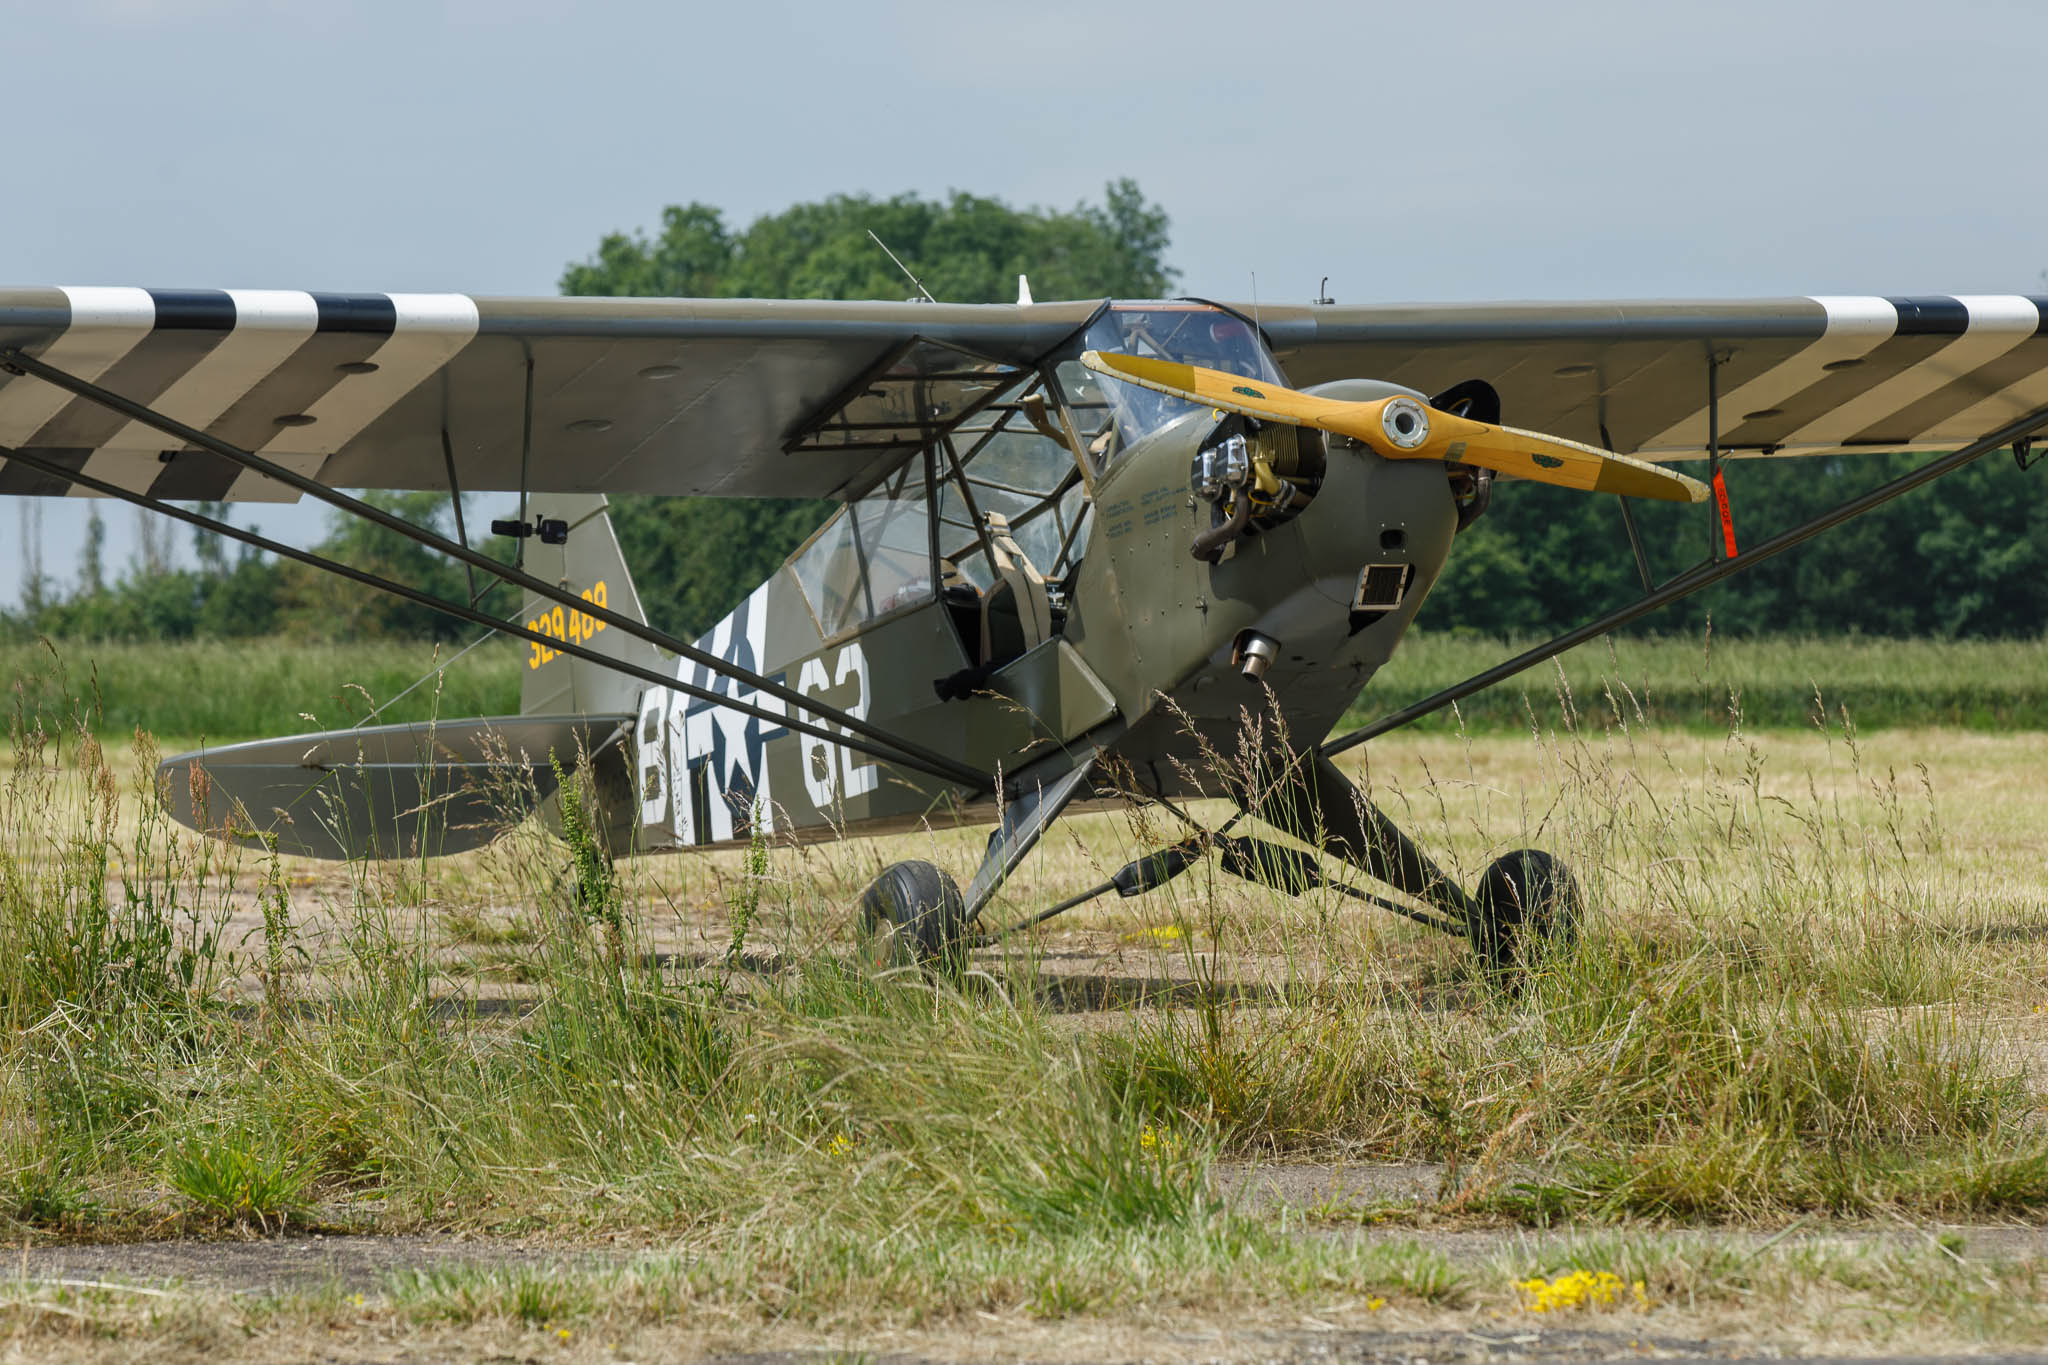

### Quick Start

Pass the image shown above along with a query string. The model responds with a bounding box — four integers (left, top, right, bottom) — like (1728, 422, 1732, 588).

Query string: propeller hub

(1380, 397, 1431, 450)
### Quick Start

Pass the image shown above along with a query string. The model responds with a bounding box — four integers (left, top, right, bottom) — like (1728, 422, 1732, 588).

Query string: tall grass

(6, 632, 2048, 745)
(1097, 696, 2044, 1219)
(1, 657, 2046, 1340)
(0, 691, 1228, 1272)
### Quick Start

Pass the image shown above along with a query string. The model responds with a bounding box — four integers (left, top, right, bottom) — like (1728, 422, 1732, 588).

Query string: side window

(936, 390, 1088, 588)
(791, 459, 935, 639)
(1015, 481, 1088, 577)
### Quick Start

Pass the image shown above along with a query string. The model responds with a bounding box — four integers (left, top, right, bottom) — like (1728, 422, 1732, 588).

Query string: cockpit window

(937, 390, 1087, 590)
(791, 370, 1089, 643)
(1057, 303, 1283, 464)
(1088, 305, 1280, 380)
(791, 456, 934, 640)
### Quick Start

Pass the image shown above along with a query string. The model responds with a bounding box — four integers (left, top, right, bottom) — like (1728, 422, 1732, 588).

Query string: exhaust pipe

(1233, 630, 1281, 682)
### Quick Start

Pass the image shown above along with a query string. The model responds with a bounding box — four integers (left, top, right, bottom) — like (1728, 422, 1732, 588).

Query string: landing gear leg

(1246, 753, 1478, 924)
(1247, 752, 1580, 973)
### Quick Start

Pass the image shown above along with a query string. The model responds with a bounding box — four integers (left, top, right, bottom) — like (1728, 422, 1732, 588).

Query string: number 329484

(526, 581, 608, 668)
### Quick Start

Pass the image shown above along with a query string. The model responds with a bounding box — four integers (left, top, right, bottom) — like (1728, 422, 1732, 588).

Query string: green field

(1357, 631, 2048, 733)
(2, 636, 525, 743)
(5, 632, 2045, 745)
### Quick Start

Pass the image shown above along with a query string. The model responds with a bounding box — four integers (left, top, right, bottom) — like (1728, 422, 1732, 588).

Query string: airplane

(2, 285, 2044, 974)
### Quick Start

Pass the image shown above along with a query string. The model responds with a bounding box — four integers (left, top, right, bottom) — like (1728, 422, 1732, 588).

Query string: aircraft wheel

(856, 859, 968, 973)
(1468, 848, 1580, 975)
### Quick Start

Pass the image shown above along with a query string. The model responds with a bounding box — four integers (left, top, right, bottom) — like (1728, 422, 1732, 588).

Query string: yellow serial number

(527, 580, 608, 668)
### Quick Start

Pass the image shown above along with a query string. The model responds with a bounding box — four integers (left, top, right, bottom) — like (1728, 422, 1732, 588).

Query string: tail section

(518, 494, 663, 718)
(160, 497, 661, 862)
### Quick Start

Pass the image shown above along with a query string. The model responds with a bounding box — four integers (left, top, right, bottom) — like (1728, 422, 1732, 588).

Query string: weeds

(3, 1161, 98, 1229)
(0, 641, 2045, 1349)
(164, 1135, 314, 1229)
(1093, 685, 2046, 1219)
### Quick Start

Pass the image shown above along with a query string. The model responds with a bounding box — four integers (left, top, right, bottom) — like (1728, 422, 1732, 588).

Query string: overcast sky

(6, 0, 2046, 606)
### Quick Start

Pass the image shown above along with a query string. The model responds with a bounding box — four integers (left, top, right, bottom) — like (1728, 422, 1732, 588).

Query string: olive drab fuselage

(621, 304, 1459, 852)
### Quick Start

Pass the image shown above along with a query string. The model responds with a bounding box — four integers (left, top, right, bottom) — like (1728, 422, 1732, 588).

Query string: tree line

(6, 181, 2045, 645)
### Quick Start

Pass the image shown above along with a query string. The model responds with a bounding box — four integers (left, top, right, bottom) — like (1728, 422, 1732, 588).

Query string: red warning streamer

(1711, 466, 1739, 558)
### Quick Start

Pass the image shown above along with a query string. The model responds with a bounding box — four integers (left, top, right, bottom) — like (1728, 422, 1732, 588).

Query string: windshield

(1061, 303, 1285, 458)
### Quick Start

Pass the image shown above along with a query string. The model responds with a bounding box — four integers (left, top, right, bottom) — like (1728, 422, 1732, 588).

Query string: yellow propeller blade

(1081, 351, 1707, 504)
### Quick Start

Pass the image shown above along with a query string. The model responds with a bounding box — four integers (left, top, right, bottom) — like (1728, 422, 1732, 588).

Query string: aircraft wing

(0, 288, 1098, 503)
(5, 288, 2046, 508)
(1254, 294, 2048, 460)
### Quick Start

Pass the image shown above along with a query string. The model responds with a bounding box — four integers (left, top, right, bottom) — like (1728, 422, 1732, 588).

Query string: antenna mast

(867, 230, 936, 303)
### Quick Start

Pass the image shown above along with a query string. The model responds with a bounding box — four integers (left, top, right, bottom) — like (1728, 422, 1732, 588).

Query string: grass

(7, 1231, 2046, 1358)
(4, 1162, 97, 1229)
(1354, 630, 2048, 732)
(0, 635, 523, 744)
(163, 1136, 314, 1229)
(1077, 713, 2048, 1220)
(2, 654, 2048, 1354)
(5, 631, 2048, 746)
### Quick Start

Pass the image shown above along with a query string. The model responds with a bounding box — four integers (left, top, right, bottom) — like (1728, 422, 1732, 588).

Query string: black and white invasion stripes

(1642, 295, 2048, 456)
(0, 286, 477, 501)
(5, 285, 2048, 506)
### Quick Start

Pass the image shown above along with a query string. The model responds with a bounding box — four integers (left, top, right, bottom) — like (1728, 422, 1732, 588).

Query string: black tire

(856, 859, 968, 972)
(1468, 848, 1581, 975)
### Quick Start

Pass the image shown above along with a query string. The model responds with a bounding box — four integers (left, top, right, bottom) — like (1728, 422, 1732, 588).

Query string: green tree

(277, 491, 510, 643)
(559, 204, 733, 298)
(563, 180, 1180, 639)
(80, 509, 105, 596)
(1415, 451, 2048, 640)
(563, 180, 1177, 306)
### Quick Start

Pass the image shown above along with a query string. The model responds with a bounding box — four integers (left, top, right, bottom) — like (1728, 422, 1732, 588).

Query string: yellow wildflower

(1138, 1123, 1181, 1154)
(556, 1327, 572, 1341)
(828, 1132, 859, 1157)
(1515, 1270, 1645, 1313)
(1367, 1296, 1386, 1312)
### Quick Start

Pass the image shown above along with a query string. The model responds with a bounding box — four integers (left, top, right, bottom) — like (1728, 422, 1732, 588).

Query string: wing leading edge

(0, 289, 1099, 504)
(4, 289, 2046, 507)
(1257, 294, 2048, 460)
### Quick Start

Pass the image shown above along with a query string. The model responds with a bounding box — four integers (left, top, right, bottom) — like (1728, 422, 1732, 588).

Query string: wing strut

(437, 423, 480, 606)
(1706, 348, 1725, 560)
(1321, 399, 2048, 758)
(0, 439, 982, 791)
(1600, 419, 1657, 592)
(0, 345, 986, 792)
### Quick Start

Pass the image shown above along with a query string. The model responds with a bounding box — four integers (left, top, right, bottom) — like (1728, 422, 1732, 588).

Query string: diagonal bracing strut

(0, 346, 986, 791)
(1323, 401, 2048, 757)
(0, 441, 980, 787)
(0, 441, 983, 788)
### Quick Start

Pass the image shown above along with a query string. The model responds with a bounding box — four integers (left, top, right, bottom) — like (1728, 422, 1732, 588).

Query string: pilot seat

(936, 511, 1062, 700)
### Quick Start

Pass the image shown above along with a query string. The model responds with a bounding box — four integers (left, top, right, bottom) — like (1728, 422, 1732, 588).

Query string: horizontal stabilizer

(160, 714, 631, 860)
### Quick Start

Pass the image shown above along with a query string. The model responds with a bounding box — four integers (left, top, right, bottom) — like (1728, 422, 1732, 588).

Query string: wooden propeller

(1081, 351, 1707, 503)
